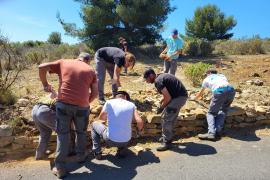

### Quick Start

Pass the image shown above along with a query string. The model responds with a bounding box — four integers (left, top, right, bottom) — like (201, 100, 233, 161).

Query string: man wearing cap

(195, 69, 235, 140)
(94, 47, 136, 105)
(144, 69, 188, 151)
(38, 52, 98, 178)
(91, 91, 143, 159)
(160, 29, 184, 75)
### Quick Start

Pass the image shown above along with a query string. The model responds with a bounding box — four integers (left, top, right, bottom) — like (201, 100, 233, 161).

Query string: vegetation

(47, 32, 62, 45)
(58, 0, 175, 50)
(185, 4, 237, 41)
(184, 62, 212, 87)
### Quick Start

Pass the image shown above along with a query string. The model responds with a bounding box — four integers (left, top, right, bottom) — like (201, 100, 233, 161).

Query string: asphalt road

(1, 132, 270, 180)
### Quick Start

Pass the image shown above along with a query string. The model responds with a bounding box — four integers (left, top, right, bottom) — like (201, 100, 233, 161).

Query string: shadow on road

(65, 149, 160, 180)
(224, 128, 261, 142)
(171, 142, 217, 156)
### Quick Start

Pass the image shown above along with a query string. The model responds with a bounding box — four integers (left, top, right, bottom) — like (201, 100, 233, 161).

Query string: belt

(213, 86, 234, 94)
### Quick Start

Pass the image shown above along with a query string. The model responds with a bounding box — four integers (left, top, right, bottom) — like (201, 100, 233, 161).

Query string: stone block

(233, 116, 245, 123)
(255, 119, 270, 125)
(256, 115, 267, 121)
(146, 114, 161, 124)
(245, 117, 256, 123)
(145, 123, 157, 129)
(12, 143, 24, 151)
(246, 111, 257, 118)
(0, 136, 14, 148)
(14, 136, 31, 145)
(0, 125, 13, 137)
(227, 107, 246, 117)
(143, 128, 161, 134)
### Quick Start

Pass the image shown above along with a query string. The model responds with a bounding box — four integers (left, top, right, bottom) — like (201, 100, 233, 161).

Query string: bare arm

(98, 109, 107, 121)
(38, 62, 56, 92)
(133, 109, 143, 131)
(195, 88, 205, 100)
(161, 47, 168, 54)
(168, 49, 182, 58)
(89, 81, 98, 104)
(113, 65, 121, 86)
(160, 87, 172, 109)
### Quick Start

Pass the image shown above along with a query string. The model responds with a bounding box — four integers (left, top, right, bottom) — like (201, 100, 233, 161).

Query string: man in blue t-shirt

(159, 29, 184, 75)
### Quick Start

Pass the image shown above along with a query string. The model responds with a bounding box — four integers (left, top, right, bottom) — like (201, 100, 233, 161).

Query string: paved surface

(1, 133, 270, 180)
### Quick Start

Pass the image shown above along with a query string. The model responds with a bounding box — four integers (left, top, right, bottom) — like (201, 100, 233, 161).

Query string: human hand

(43, 84, 53, 93)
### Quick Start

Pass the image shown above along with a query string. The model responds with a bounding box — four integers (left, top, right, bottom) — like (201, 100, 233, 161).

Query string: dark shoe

(198, 133, 216, 141)
(35, 151, 47, 160)
(52, 167, 67, 179)
(156, 142, 172, 151)
(216, 131, 225, 138)
(99, 99, 106, 105)
(93, 152, 102, 160)
(116, 147, 128, 158)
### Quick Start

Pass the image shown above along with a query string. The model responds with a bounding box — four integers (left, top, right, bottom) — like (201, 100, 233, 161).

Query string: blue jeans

(207, 90, 236, 134)
(91, 121, 128, 153)
(55, 102, 89, 169)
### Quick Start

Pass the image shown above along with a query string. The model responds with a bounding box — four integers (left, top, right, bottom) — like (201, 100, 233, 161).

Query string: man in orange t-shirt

(38, 52, 98, 178)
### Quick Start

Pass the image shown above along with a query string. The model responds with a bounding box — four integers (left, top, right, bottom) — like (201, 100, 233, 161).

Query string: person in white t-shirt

(91, 91, 143, 159)
(195, 69, 235, 140)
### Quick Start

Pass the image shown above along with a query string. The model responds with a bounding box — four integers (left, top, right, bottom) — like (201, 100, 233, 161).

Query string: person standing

(91, 91, 143, 159)
(195, 69, 235, 140)
(118, 37, 129, 75)
(94, 47, 136, 105)
(143, 69, 188, 151)
(160, 29, 184, 75)
(38, 52, 98, 178)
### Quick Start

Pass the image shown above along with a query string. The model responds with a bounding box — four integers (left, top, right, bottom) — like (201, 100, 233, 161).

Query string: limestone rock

(17, 98, 30, 107)
(253, 79, 263, 86)
(255, 106, 269, 113)
(0, 136, 14, 148)
(0, 125, 13, 137)
(12, 143, 24, 151)
(91, 105, 103, 114)
(227, 107, 246, 116)
(146, 114, 161, 124)
(14, 136, 31, 145)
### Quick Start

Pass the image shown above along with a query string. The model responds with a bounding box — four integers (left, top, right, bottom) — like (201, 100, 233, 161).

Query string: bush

(183, 38, 213, 57)
(24, 50, 45, 64)
(214, 38, 265, 55)
(0, 90, 17, 105)
(184, 62, 212, 87)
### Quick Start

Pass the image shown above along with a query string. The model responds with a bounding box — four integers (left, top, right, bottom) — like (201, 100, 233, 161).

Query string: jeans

(164, 60, 177, 75)
(91, 121, 128, 153)
(55, 102, 89, 169)
(207, 90, 236, 135)
(161, 96, 187, 143)
(95, 52, 118, 100)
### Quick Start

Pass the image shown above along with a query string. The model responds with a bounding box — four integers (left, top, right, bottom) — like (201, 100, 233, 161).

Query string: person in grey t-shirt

(94, 47, 136, 105)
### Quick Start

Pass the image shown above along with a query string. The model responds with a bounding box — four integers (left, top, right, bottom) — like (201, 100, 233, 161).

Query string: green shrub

(0, 90, 17, 105)
(183, 38, 213, 57)
(214, 38, 265, 55)
(184, 62, 212, 87)
(24, 50, 45, 64)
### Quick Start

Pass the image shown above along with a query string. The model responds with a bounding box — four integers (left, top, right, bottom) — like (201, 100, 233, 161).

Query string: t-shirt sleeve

(202, 78, 209, 88)
(155, 79, 165, 93)
(114, 57, 125, 68)
(49, 60, 61, 74)
(103, 102, 109, 113)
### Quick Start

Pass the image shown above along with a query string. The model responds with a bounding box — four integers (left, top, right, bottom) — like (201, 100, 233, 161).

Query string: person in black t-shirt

(144, 68, 188, 151)
(95, 47, 136, 105)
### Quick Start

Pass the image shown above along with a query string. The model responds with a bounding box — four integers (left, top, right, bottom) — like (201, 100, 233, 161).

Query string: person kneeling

(91, 91, 143, 159)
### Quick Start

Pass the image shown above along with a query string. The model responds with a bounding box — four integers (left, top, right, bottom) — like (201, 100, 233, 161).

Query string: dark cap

(143, 68, 156, 79)
(171, 29, 178, 36)
(205, 68, 218, 76)
(115, 91, 131, 101)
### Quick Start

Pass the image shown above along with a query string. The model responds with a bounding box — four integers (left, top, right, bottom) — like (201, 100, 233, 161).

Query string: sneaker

(52, 167, 67, 179)
(116, 147, 128, 158)
(99, 99, 106, 105)
(198, 133, 216, 141)
(93, 152, 102, 160)
(156, 142, 172, 151)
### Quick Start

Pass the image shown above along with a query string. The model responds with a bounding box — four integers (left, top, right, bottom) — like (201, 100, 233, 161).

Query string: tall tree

(47, 32, 62, 45)
(185, 4, 237, 40)
(58, 0, 175, 50)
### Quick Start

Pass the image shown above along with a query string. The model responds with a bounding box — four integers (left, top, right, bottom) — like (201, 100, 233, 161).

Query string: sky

(0, 0, 270, 44)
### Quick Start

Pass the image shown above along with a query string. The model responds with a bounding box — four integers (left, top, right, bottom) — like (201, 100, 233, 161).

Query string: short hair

(125, 52, 136, 69)
(115, 91, 131, 101)
(205, 68, 218, 75)
(143, 68, 155, 79)
(78, 52, 90, 61)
